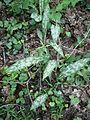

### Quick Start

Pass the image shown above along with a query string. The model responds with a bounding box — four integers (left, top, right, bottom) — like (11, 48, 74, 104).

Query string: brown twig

(2, 47, 6, 65)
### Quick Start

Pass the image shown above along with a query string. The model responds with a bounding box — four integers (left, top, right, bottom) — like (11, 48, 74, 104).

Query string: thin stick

(0, 104, 21, 109)
(39, 66, 42, 91)
(2, 47, 6, 65)
(67, 28, 90, 59)
(26, 72, 33, 104)
(0, 80, 26, 85)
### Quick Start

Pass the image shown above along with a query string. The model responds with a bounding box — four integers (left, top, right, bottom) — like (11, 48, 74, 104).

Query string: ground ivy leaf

(71, 0, 81, 7)
(69, 95, 80, 106)
(31, 12, 42, 22)
(0, 21, 3, 27)
(19, 73, 28, 82)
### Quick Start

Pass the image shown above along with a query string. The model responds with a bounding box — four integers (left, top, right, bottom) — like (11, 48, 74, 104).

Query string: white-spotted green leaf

(50, 41, 64, 57)
(51, 24, 60, 42)
(39, 0, 44, 15)
(43, 60, 58, 80)
(42, 4, 50, 33)
(5, 56, 47, 73)
(37, 29, 43, 40)
(4, 0, 12, 5)
(31, 12, 42, 22)
(59, 58, 90, 78)
(31, 94, 48, 111)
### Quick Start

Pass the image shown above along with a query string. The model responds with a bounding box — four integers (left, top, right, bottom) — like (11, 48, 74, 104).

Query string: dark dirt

(0, 3, 90, 120)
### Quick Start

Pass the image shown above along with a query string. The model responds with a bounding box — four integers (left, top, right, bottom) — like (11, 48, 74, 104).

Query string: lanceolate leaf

(43, 60, 58, 80)
(39, 0, 44, 15)
(50, 41, 64, 57)
(31, 94, 48, 111)
(5, 56, 47, 73)
(51, 24, 60, 42)
(42, 4, 50, 33)
(59, 58, 90, 78)
(37, 29, 43, 40)
(4, 0, 12, 5)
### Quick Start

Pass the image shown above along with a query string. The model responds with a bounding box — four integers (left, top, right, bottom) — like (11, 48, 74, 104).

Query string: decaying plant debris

(0, 0, 90, 119)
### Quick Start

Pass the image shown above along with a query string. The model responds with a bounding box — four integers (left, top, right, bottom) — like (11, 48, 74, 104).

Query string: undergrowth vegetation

(0, 0, 90, 119)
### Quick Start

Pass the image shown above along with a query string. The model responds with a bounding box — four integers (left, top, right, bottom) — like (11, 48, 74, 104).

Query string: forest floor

(0, 1, 90, 120)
